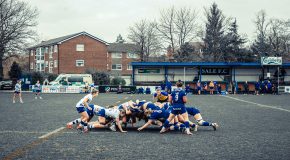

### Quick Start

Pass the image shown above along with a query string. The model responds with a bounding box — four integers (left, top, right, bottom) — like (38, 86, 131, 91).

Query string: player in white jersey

(75, 89, 99, 132)
(34, 80, 42, 99)
(97, 107, 127, 133)
(13, 80, 23, 103)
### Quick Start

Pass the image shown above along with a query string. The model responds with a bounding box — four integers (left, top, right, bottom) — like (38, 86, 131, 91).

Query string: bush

(111, 77, 126, 86)
(44, 73, 58, 82)
(86, 68, 111, 85)
(31, 72, 44, 84)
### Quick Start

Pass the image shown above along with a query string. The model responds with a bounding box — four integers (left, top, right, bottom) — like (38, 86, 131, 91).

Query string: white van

(49, 74, 93, 86)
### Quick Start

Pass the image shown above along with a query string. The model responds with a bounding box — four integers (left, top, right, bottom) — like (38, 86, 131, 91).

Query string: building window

(76, 60, 84, 67)
(45, 61, 48, 67)
(30, 50, 33, 56)
(45, 47, 48, 53)
(111, 53, 122, 58)
(127, 53, 138, 58)
(112, 64, 122, 70)
(49, 61, 53, 73)
(30, 62, 33, 69)
(49, 52, 53, 59)
(50, 46, 53, 53)
(54, 45, 58, 52)
(54, 60, 58, 68)
(76, 44, 84, 51)
(127, 64, 132, 70)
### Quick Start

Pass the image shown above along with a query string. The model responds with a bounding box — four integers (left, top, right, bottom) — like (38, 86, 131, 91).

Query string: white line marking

(116, 101, 121, 103)
(223, 95, 290, 113)
(38, 127, 65, 139)
(0, 131, 48, 134)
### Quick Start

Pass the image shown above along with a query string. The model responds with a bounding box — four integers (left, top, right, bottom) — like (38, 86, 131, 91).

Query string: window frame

(76, 44, 85, 52)
(76, 60, 85, 67)
(112, 64, 122, 70)
(111, 52, 122, 58)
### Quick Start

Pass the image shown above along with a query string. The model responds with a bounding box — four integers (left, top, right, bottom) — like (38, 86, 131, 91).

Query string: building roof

(131, 62, 290, 67)
(108, 43, 140, 53)
(28, 31, 109, 49)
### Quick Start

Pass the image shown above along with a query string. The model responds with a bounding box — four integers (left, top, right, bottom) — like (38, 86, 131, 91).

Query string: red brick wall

(108, 52, 138, 76)
(58, 35, 108, 74)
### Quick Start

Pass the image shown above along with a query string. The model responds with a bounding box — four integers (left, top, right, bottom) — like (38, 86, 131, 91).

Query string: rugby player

(75, 89, 99, 132)
(153, 87, 169, 103)
(160, 81, 192, 135)
(34, 80, 42, 99)
(13, 80, 23, 103)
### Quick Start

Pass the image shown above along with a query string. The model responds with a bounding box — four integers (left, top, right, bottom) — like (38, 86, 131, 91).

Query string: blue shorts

(76, 107, 85, 113)
(210, 87, 214, 90)
(86, 104, 95, 117)
(171, 105, 187, 115)
(36, 89, 41, 93)
(186, 107, 200, 116)
(98, 109, 106, 117)
(14, 91, 20, 94)
(197, 87, 201, 90)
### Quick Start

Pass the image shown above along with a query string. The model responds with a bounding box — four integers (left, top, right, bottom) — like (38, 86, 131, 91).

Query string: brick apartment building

(28, 32, 140, 84)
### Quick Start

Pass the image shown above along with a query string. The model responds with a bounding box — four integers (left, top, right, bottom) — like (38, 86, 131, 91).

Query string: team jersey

(171, 88, 186, 106)
(76, 94, 93, 108)
(34, 83, 41, 90)
(255, 82, 260, 89)
(104, 108, 120, 119)
(154, 92, 168, 101)
(149, 109, 170, 121)
(14, 83, 21, 92)
(146, 102, 160, 110)
(93, 105, 105, 115)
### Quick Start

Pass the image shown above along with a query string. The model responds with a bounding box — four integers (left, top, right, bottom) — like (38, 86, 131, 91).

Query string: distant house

(28, 31, 109, 74)
(107, 42, 140, 85)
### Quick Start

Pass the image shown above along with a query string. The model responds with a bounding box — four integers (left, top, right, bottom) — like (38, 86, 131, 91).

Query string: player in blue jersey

(160, 81, 192, 135)
(75, 89, 99, 132)
(178, 107, 218, 131)
(13, 80, 23, 103)
(255, 80, 260, 95)
(153, 87, 169, 103)
(34, 80, 42, 99)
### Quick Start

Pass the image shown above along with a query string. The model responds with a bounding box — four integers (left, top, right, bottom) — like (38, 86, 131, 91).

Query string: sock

(163, 120, 170, 128)
(190, 124, 196, 128)
(198, 120, 211, 126)
(184, 121, 190, 128)
(89, 124, 94, 129)
(72, 118, 81, 124)
(80, 121, 85, 127)
(174, 125, 180, 131)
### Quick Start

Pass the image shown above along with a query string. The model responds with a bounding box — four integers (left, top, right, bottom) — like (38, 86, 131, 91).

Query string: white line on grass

(223, 95, 290, 113)
(38, 127, 65, 139)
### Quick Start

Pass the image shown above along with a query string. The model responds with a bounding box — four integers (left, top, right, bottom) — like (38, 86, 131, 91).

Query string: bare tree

(158, 7, 198, 55)
(128, 20, 161, 61)
(0, 0, 38, 80)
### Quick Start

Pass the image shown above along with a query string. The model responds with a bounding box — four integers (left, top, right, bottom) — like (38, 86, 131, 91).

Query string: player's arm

(168, 95, 172, 104)
(82, 97, 92, 110)
(183, 96, 187, 103)
(116, 117, 127, 133)
(138, 119, 153, 131)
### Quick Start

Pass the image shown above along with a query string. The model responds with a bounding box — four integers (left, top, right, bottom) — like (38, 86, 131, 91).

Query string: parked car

(0, 80, 13, 90)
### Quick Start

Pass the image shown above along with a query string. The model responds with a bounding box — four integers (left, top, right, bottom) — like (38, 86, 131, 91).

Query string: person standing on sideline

(13, 80, 23, 103)
(34, 80, 42, 99)
(243, 81, 249, 95)
(196, 81, 201, 95)
(209, 81, 214, 95)
(255, 80, 260, 95)
(185, 84, 190, 94)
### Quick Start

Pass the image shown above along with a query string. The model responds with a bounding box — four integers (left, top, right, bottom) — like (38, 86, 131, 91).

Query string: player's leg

(194, 113, 218, 131)
(160, 113, 175, 133)
(181, 111, 192, 135)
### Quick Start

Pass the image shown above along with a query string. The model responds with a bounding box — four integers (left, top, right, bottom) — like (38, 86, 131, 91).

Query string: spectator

(138, 87, 144, 94)
(203, 82, 208, 94)
(196, 81, 201, 95)
(260, 81, 266, 95)
(185, 84, 190, 94)
(84, 81, 89, 93)
(232, 81, 237, 94)
(145, 87, 151, 94)
(254, 80, 260, 95)
(267, 80, 272, 94)
(161, 81, 166, 91)
(90, 83, 95, 93)
(243, 81, 249, 95)
(217, 84, 222, 94)
(117, 85, 123, 94)
(209, 81, 214, 95)
(166, 80, 172, 94)
(272, 84, 277, 95)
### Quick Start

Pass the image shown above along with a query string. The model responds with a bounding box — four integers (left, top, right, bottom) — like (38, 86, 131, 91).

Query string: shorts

(186, 107, 200, 116)
(36, 89, 41, 93)
(98, 109, 106, 117)
(76, 107, 85, 113)
(210, 87, 214, 90)
(255, 88, 260, 91)
(86, 104, 95, 117)
(171, 105, 187, 115)
(197, 87, 201, 91)
(14, 91, 20, 94)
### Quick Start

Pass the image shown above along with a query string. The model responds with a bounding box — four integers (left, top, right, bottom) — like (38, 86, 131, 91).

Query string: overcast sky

(23, 0, 290, 44)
